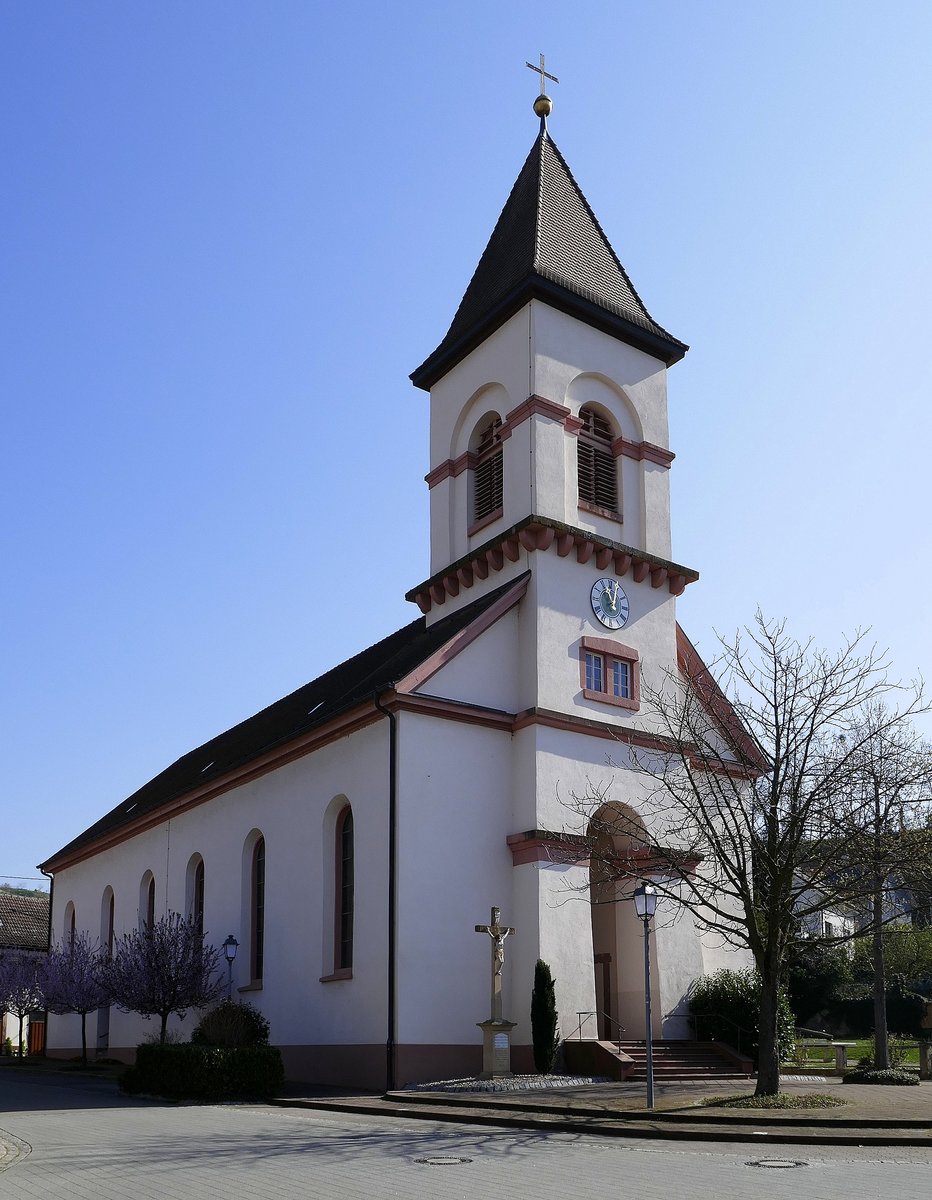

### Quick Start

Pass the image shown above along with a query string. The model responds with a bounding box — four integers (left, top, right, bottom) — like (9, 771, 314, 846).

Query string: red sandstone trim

(319, 968, 352, 983)
(579, 637, 641, 711)
(395, 575, 529, 693)
(578, 500, 622, 525)
(467, 507, 502, 537)
(503, 394, 574, 436)
(676, 624, 767, 772)
(505, 830, 698, 877)
(389, 692, 515, 731)
(611, 436, 675, 467)
(407, 517, 698, 615)
(425, 451, 475, 489)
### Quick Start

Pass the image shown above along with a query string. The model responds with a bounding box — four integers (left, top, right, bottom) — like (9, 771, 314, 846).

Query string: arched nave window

(251, 837, 265, 983)
(63, 901, 76, 946)
(101, 887, 115, 954)
(185, 854, 205, 936)
(577, 405, 618, 514)
(139, 871, 156, 931)
(335, 806, 354, 971)
(470, 414, 503, 529)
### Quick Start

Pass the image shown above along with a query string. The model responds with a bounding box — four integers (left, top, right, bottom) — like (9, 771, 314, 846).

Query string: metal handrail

(571, 1010, 626, 1053)
(688, 1010, 755, 1057)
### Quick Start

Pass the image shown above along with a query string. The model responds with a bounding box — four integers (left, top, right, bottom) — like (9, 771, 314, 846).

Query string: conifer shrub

(531, 959, 560, 1073)
(121, 1042, 284, 1100)
(191, 1000, 270, 1048)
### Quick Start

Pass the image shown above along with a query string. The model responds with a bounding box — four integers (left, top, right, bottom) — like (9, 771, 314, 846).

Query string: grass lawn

(788, 1037, 920, 1067)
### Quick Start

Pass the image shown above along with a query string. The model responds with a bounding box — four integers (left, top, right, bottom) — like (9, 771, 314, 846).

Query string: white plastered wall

(47, 720, 394, 1055)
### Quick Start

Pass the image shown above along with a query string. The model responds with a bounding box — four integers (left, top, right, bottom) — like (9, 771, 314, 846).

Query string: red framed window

(580, 637, 640, 710)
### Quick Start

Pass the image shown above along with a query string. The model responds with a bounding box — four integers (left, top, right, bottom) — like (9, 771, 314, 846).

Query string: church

(40, 85, 750, 1088)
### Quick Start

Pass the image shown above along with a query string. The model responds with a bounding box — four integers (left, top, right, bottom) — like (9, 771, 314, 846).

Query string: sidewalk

(274, 1075, 932, 1147)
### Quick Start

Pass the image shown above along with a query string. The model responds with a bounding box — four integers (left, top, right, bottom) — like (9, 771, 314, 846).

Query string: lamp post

(633, 883, 657, 1110)
(222, 934, 239, 1000)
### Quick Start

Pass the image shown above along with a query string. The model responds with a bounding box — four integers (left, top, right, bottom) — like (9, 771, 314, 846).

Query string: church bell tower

(407, 86, 698, 646)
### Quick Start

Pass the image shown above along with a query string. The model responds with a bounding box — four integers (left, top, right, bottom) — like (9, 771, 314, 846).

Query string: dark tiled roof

(42, 577, 526, 869)
(0, 892, 49, 952)
(412, 131, 687, 389)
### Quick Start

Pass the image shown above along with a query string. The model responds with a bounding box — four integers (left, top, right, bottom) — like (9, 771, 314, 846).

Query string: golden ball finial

(533, 93, 552, 119)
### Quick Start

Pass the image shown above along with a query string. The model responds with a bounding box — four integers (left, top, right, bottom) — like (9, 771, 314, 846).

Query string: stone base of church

(46, 1046, 135, 1065)
(45, 1041, 537, 1089)
(279, 1042, 536, 1090)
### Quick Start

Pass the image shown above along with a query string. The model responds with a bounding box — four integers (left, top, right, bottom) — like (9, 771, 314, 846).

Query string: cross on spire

(526, 53, 559, 95)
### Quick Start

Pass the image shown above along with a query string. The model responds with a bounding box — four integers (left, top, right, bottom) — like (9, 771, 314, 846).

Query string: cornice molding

(406, 514, 698, 614)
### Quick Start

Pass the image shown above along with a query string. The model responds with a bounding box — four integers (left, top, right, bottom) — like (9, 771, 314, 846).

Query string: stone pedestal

(478, 1018, 516, 1079)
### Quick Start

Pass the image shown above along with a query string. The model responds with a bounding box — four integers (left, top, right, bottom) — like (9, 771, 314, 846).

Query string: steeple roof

(411, 129, 687, 390)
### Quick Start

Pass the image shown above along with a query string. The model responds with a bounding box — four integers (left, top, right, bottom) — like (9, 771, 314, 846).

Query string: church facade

(41, 100, 749, 1088)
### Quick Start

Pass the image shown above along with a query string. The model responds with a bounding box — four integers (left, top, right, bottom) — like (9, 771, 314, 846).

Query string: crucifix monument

(474, 905, 516, 1078)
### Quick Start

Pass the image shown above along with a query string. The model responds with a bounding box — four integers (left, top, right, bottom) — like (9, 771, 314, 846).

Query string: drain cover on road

(414, 1155, 473, 1166)
(746, 1158, 808, 1169)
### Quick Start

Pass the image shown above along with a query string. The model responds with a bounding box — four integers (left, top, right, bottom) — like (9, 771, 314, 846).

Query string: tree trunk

(872, 884, 889, 1069)
(16, 1014, 24, 1059)
(755, 969, 781, 1096)
(80, 1012, 88, 1067)
(160, 1012, 169, 1045)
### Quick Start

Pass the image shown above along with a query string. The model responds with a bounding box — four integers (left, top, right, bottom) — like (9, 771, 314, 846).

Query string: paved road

(1, 1072, 931, 1199)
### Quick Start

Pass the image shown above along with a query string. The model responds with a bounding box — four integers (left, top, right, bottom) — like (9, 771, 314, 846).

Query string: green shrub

(530, 959, 559, 1074)
(121, 1042, 284, 1100)
(689, 968, 795, 1066)
(191, 1000, 270, 1048)
(842, 1067, 919, 1086)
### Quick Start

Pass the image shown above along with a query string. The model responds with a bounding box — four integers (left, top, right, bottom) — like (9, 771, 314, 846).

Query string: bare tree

(571, 614, 925, 1096)
(0, 952, 44, 1058)
(40, 933, 110, 1065)
(836, 711, 932, 1068)
(102, 914, 223, 1044)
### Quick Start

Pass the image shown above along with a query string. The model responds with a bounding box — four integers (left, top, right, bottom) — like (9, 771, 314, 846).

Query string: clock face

(590, 577, 630, 629)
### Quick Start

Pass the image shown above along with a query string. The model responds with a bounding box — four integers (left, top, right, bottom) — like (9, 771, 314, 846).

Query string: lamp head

(633, 883, 657, 920)
(222, 934, 239, 962)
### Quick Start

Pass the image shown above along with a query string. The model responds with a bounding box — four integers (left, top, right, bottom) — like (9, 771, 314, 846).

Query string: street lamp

(222, 934, 239, 1000)
(633, 883, 657, 1110)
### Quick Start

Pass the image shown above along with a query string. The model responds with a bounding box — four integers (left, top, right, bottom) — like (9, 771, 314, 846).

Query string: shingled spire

(411, 127, 687, 391)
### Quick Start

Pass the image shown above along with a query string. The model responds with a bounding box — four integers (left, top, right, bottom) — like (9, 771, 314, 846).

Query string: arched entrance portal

(588, 804, 655, 1041)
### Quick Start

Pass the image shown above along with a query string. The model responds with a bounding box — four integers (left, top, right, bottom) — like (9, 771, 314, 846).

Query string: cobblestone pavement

(1, 1072, 931, 1200)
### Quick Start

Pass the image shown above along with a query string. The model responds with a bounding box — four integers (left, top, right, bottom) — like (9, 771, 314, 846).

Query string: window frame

(251, 837, 265, 984)
(577, 405, 620, 520)
(579, 636, 640, 711)
(468, 415, 504, 535)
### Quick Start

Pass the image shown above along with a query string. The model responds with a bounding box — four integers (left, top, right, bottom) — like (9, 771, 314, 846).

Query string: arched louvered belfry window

(471, 415, 503, 527)
(335, 806, 354, 970)
(577, 406, 618, 514)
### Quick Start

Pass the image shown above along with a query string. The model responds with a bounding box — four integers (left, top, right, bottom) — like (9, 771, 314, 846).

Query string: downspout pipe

(40, 866, 54, 1056)
(373, 688, 397, 1092)
(39, 868, 54, 950)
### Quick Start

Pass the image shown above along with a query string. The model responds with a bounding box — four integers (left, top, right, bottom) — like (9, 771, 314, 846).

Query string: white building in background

(40, 95, 753, 1088)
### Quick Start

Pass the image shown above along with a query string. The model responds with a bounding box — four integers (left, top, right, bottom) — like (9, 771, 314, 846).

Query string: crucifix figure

(525, 53, 559, 96)
(475, 905, 514, 1022)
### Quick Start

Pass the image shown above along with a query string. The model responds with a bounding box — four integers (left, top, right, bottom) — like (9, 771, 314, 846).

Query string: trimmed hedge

(192, 1001, 270, 1048)
(121, 1042, 285, 1101)
(842, 1067, 919, 1086)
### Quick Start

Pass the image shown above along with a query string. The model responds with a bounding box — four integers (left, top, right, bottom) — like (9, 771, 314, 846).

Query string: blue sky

(3, 2, 931, 885)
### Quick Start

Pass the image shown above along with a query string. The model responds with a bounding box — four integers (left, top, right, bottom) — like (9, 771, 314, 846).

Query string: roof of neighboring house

(0, 892, 49, 952)
(411, 129, 688, 389)
(41, 575, 528, 871)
